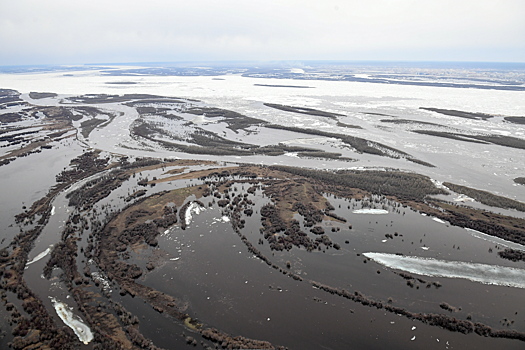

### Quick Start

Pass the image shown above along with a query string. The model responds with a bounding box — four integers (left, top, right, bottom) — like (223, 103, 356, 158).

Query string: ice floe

(352, 209, 389, 214)
(363, 252, 525, 289)
(52, 299, 93, 344)
(51, 206, 56, 216)
(432, 217, 447, 224)
(26, 246, 53, 266)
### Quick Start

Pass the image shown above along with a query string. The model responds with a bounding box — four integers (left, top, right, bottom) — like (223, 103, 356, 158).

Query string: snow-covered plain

(1, 65, 525, 203)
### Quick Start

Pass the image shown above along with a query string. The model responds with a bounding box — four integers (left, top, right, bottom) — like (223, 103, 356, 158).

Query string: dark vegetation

(420, 107, 494, 120)
(514, 177, 525, 186)
(497, 248, 525, 262)
(133, 119, 352, 160)
(413, 130, 525, 150)
(296, 151, 355, 162)
(67, 93, 186, 104)
(28, 92, 57, 99)
(412, 130, 489, 144)
(270, 166, 446, 200)
(265, 124, 433, 166)
(336, 121, 362, 129)
(264, 103, 345, 119)
(66, 169, 130, 209)
(0, 89, 23, 108)
(105, 81, 138, 85)
(429, 200, 525, 245)
(504, 117, 525, 125)
(186, 107, 266, 133)
(380, 119, 444, 127)
(443, 182, 525, 212)
(0, 151, 113, 350)
(80, 118, 106, 138)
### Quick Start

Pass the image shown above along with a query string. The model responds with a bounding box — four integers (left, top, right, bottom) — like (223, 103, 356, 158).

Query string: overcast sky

(1, 0, 524, 65)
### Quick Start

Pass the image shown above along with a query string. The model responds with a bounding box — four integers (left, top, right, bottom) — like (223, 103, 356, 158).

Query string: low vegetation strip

(420, 107, 494, 120)
(443, 182, 525, 212)
(264, 103, 345, 119)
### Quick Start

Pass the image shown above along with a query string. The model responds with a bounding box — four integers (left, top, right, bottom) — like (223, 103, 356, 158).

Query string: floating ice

(51, 206, 56, 216)
(363, 252, 525, 289)
(185, 202, 205, 226)
(432, 217, 447, 224)
(352, 209, 389, 214)
(221, 216, 230, 222)
(53, 300, 93, 344)
(26, 246, 52, 266)
(284, 152, 299, 158)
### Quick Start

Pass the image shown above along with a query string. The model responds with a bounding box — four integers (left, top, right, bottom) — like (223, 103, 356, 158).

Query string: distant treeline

(444, 182, 525, 212)
(413, 130, 525, 150)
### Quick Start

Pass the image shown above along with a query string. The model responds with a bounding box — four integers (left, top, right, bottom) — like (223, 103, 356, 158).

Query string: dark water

(132, 186, 525, 349)
(7, 164, 525, 350)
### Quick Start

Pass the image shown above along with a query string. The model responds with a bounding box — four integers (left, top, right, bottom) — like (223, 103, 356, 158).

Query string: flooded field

(0, 64, 524, 349)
